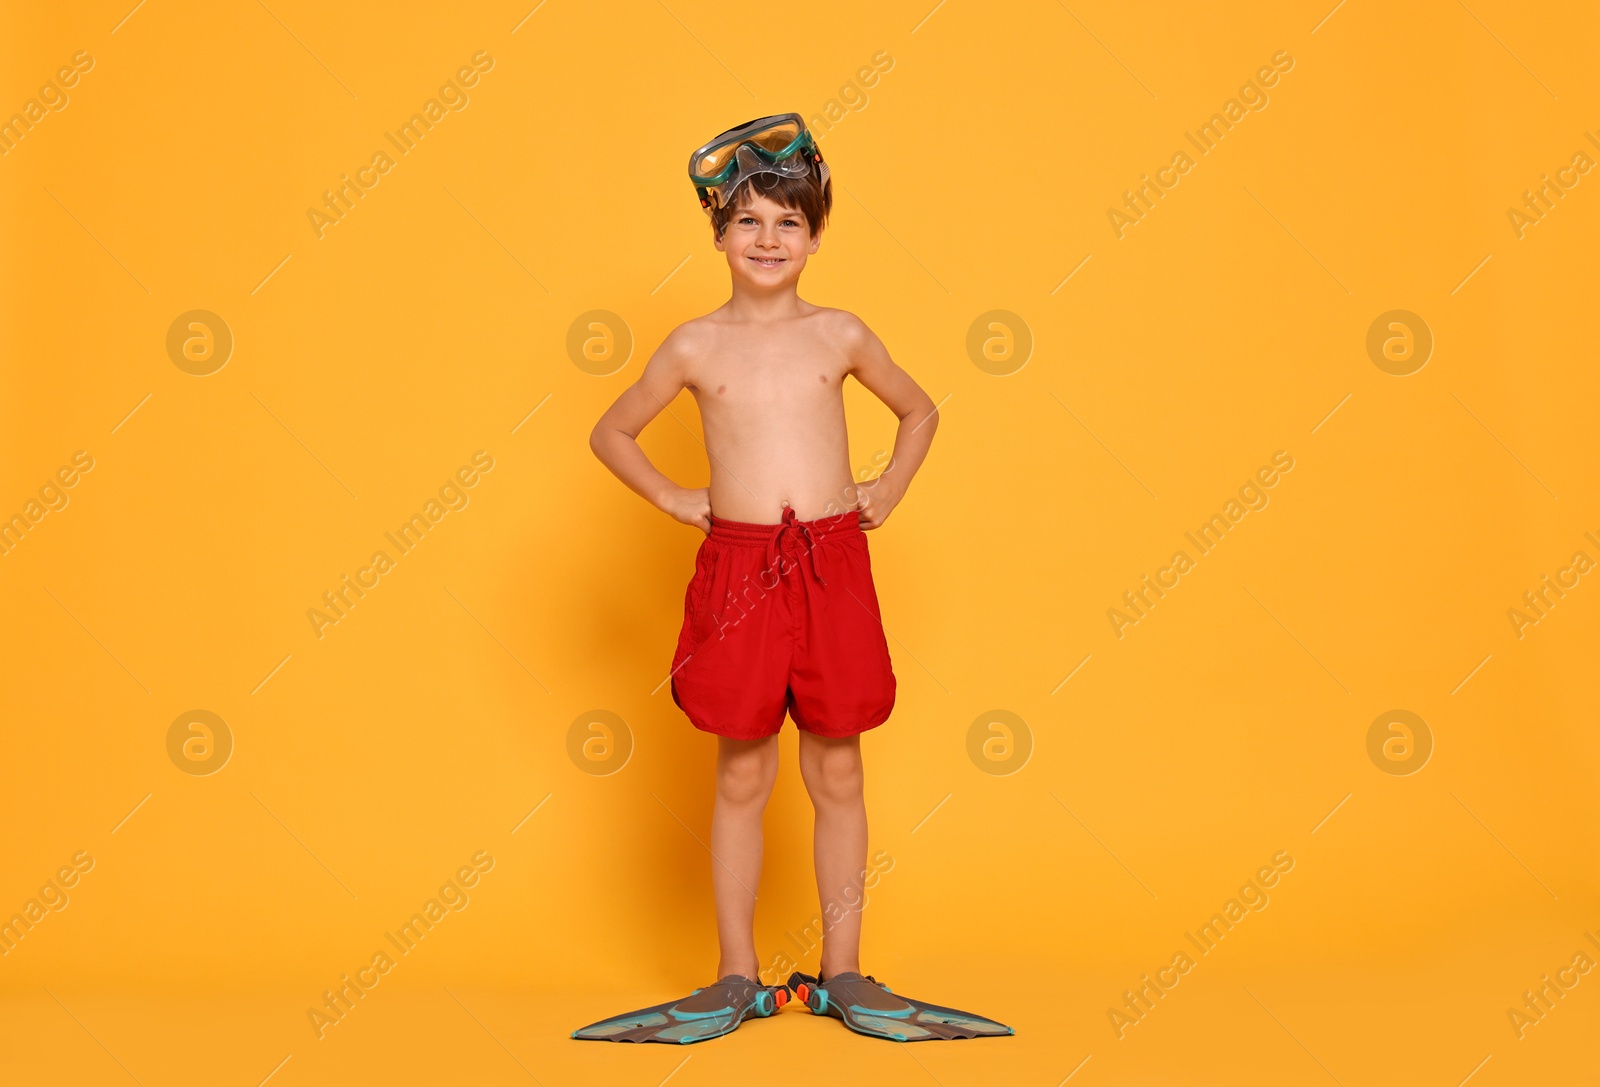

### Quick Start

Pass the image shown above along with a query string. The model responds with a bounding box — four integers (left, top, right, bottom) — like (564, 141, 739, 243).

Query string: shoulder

(651, 314, 719, 368)
(809, 306, 875, 351)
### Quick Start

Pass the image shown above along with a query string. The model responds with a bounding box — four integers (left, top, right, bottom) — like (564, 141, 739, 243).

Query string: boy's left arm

(841, 313, 939, 529)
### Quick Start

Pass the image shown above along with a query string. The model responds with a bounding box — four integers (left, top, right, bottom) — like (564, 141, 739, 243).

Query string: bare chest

(688, 337, 850, 416)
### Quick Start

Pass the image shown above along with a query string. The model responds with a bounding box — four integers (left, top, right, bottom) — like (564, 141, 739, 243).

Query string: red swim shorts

(669, 506, 897, 741)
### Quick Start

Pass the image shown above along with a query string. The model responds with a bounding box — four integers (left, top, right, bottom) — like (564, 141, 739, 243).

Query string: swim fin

(787, 971, 1013, 1042)
(571, 975, 789, 1044)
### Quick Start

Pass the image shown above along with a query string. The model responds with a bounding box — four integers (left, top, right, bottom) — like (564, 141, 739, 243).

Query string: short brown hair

(711, 169, 832, 240)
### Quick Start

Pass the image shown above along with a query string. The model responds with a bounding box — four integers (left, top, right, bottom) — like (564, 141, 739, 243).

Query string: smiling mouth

(748, 256, 786, 268)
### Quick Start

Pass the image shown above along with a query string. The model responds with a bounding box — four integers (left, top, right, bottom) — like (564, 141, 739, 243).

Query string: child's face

(713, 192, 820, 289)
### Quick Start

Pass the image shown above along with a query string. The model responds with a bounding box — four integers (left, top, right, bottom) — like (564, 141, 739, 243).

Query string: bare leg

(711, 734, 779, 980)
(798, 732, 867, 978)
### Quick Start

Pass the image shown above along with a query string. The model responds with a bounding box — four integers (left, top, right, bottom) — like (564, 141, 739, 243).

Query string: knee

(800, 742, 863, 807)
(717, 746, 777, 806)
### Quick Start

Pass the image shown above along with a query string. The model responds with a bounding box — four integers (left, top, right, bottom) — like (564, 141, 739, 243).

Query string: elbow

(588, 423, 607, 460)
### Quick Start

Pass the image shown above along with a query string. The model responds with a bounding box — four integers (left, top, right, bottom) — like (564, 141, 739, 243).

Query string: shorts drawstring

(767, 505, 829, 587)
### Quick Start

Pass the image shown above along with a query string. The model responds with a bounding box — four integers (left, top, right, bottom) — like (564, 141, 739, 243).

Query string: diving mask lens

(692, 119, 805, 182)
(687, 113, 826, 213)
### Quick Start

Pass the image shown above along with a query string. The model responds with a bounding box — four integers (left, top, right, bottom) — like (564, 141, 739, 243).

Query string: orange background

(2, 1, 1598, 1084)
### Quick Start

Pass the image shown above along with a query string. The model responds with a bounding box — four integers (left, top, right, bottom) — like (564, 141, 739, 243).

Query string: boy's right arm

(588, 327, 711, 533)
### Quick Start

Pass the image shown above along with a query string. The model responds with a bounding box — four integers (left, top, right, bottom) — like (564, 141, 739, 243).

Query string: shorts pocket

(844, 534, 893, 667)
(687, 546, 722, 649)
(845, 535, 884, 617)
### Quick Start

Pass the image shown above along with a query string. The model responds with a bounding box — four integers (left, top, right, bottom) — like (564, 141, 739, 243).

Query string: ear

(807, 230, 821, 255)
(712, 220, 726, 252)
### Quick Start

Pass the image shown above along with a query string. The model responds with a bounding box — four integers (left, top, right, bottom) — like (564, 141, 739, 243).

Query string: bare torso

(682, 303, 856, 524)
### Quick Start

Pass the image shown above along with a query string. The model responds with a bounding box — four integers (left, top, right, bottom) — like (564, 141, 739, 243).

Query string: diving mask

(688, 113, 830, 214)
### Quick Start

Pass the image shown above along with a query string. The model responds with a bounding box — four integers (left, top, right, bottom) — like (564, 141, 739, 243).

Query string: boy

(575, 115, 1010, 1044)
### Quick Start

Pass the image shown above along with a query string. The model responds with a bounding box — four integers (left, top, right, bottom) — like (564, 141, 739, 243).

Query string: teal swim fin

(571, 975, 789, 1044)
(788, 971, 1013, 1042)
